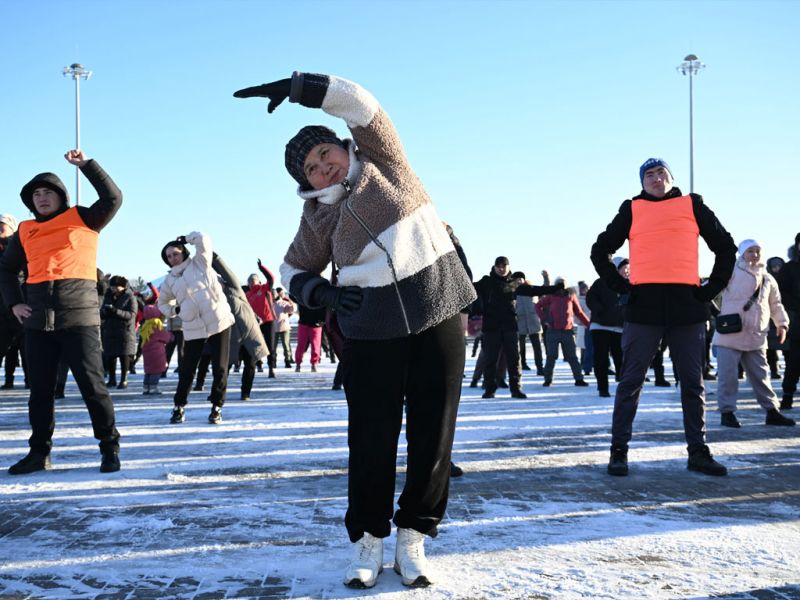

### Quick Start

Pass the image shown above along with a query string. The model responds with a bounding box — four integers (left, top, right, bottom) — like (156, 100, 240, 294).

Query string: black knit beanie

(285, 125, 345, 189)
(161, 241, 190, 266)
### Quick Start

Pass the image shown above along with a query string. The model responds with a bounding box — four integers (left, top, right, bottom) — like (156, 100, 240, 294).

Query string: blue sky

(1, 0, 798, 287)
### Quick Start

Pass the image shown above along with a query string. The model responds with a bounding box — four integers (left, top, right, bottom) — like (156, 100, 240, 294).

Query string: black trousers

(239, 345, 258, 398)
(259, 322, 275, 369)
(164, 330, 184, 374)
(481, 329, 522, 393)
(612, 322, 707, 452)
(25, 327, 120, 455)
(343, 313, 464, 542)
(174, 328, 231, 407)
(591, 329, 622, 394)
(518, 333, 544, 371)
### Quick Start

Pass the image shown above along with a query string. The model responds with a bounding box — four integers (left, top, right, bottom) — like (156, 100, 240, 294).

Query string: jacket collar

(296, 140, 363, 206)
(633, 187, 684, 202)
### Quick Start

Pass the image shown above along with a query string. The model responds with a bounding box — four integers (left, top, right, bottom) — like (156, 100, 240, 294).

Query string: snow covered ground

(1, 351, 798, 599)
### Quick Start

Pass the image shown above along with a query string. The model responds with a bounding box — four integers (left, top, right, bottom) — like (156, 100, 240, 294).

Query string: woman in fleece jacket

(234, 72, 476, 589)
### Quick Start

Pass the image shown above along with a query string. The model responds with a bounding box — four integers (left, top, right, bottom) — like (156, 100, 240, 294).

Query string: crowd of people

(2, 72, 798, 590)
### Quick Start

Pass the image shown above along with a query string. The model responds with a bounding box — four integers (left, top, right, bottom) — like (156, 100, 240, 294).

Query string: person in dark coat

(590, 157, 736, 478)
(211, 253, 269, 401)
(778, 234, 800, 409)
(0, 214, 25, 390)
(0, 149, 122, 475)
(766, 256, 786, 379)
(587, 257, 627, 397)
(473, 256, 562, 399)
(101, 275, 137, 389)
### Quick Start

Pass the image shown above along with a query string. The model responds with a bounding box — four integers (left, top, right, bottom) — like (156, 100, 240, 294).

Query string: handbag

(716, 281, 761, 334)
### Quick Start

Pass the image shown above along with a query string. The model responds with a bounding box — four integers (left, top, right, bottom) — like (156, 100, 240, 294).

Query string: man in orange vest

(591, 158, 736, 477)
(0, 149, 123, 475)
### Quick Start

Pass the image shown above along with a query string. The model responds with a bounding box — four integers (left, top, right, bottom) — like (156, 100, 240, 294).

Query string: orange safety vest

(629, 195, 700, 285)
(18, 207, 98, 284)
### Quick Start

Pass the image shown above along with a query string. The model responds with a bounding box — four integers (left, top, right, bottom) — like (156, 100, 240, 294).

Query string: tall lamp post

(62, 63, 92, 205)
(676, 54, 705, 193)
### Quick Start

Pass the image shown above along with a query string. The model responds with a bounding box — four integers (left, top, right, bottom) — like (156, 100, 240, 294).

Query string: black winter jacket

(101, 288, 137, 356)
(590, 188, 736, 327)
(778, 248, 800, 339)
(0, 160, 122, 331)
(474, 269, 560, 333)
(586, 278, 624, 328)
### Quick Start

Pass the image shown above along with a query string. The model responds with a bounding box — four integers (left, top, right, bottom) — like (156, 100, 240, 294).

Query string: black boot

(607, 446, 628, 476)
(450, 462, 464, 478)
(781, 395, 793, 410)
(1, 377, 13, 390)
(510, 388, 527, 399)
(766, 408, 796, 426)
(100, 450, 121, 473)
(687, 445, 727, 476)
(9, 452, 51, 475)
(720, 411, 741, 428)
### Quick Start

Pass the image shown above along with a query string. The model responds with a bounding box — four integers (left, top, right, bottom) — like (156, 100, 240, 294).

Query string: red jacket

(246, 263, 276, 323)
(535, 293, 590, 331)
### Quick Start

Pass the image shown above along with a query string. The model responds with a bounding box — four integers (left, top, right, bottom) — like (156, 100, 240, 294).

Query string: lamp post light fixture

(676, 54, 705, 193)
(63, 63, 92, 205)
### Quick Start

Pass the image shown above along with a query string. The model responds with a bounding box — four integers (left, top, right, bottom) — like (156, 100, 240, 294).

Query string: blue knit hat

(639, 158, 672, 186)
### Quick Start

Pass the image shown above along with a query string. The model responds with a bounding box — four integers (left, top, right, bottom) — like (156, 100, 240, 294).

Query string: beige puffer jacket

(713, 259, 789, 351)
(158, 232, 235, 341)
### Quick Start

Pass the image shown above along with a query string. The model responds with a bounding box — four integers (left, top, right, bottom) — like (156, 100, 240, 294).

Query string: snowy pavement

(1, 354, 799, 599)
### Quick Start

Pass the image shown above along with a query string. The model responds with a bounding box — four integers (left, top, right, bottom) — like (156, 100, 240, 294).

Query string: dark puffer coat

(586, 278, 624, 328)
(473, 269, 560, 333)
(101, 287, 137, 356)
(0, 161, 122, 330)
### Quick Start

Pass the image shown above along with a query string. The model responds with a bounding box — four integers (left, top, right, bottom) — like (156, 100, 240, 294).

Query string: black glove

(233, 79, 291, 113)
(311, 283, 363, 317)
(174, 306, 181, 315)
(175, 235, 187, 245)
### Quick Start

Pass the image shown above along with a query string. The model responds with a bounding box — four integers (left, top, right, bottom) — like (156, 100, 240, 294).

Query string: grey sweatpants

(715, 346, 779, 413)
(612, 322, 708, 452)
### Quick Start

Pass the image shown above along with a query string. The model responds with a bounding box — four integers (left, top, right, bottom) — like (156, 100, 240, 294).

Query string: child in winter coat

(140, 305, 172, 395)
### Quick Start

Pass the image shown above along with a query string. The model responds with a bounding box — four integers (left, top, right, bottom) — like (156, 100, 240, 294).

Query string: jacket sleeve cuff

(290, 71, 329, 108)
(289, 272, 327, 308)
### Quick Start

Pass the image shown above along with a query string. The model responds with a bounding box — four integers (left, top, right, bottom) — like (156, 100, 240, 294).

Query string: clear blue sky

(2, 0, 798, 287)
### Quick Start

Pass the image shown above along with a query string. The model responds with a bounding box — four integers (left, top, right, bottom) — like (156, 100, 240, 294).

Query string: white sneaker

(343, 532, 383, 588)
(394, 528, 434, 587)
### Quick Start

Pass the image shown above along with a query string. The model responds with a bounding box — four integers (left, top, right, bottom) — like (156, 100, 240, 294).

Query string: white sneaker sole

(344, 566, 382, 589)
(394, 563, 432, 587)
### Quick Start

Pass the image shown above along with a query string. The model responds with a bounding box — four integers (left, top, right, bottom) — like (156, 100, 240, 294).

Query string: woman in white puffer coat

(158, 232, 235, 425)
(714, 239, 793, 428)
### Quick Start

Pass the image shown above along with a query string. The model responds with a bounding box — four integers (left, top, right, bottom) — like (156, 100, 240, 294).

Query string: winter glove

(311, 283, 363, 317)
(233, 78, 291, 113)
(175, 235, 187, 245)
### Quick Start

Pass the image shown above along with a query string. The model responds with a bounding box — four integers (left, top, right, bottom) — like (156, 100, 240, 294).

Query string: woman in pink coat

(140, 305, 172, 395)
(714, 239, 794, 427)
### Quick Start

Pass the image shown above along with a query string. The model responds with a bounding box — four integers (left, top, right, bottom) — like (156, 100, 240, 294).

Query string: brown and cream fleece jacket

(279, 73, 476, 340)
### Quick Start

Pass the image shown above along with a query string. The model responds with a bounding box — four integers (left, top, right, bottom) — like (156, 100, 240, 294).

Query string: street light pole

(676, 54, 705, 193)
(62, 63, 92, 205)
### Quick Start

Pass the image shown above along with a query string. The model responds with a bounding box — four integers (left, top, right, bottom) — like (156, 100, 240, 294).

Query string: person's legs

(309, 326, 323, 367)
(611, 323, 665, 449)
(280, 330, 293, 365)
(118, 355, 130, 387)
(530, 333, 544, 373)
(394, 314, 464, 537)
(61, 327, 120, 454)
(240, 346, 256, 399)
(559, 330, 584, 382)
(174, 338, 205, 406)
(740, 349, 780, 411)
(22, 329, 62, 455)
(260, 322, 276, 371)
(501, 331, 522, 391)
(207, 327, 231, 407)
(295, 324, 310, 367)
(542, 329, 560, 382)
(715, 346, 741, 414)
(667, 323, 708, 452)
(479, 330, 502, 394)
(343, 335, 406, 542)
(518, 334, 529, 369)
(592, 330, 611, 394)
